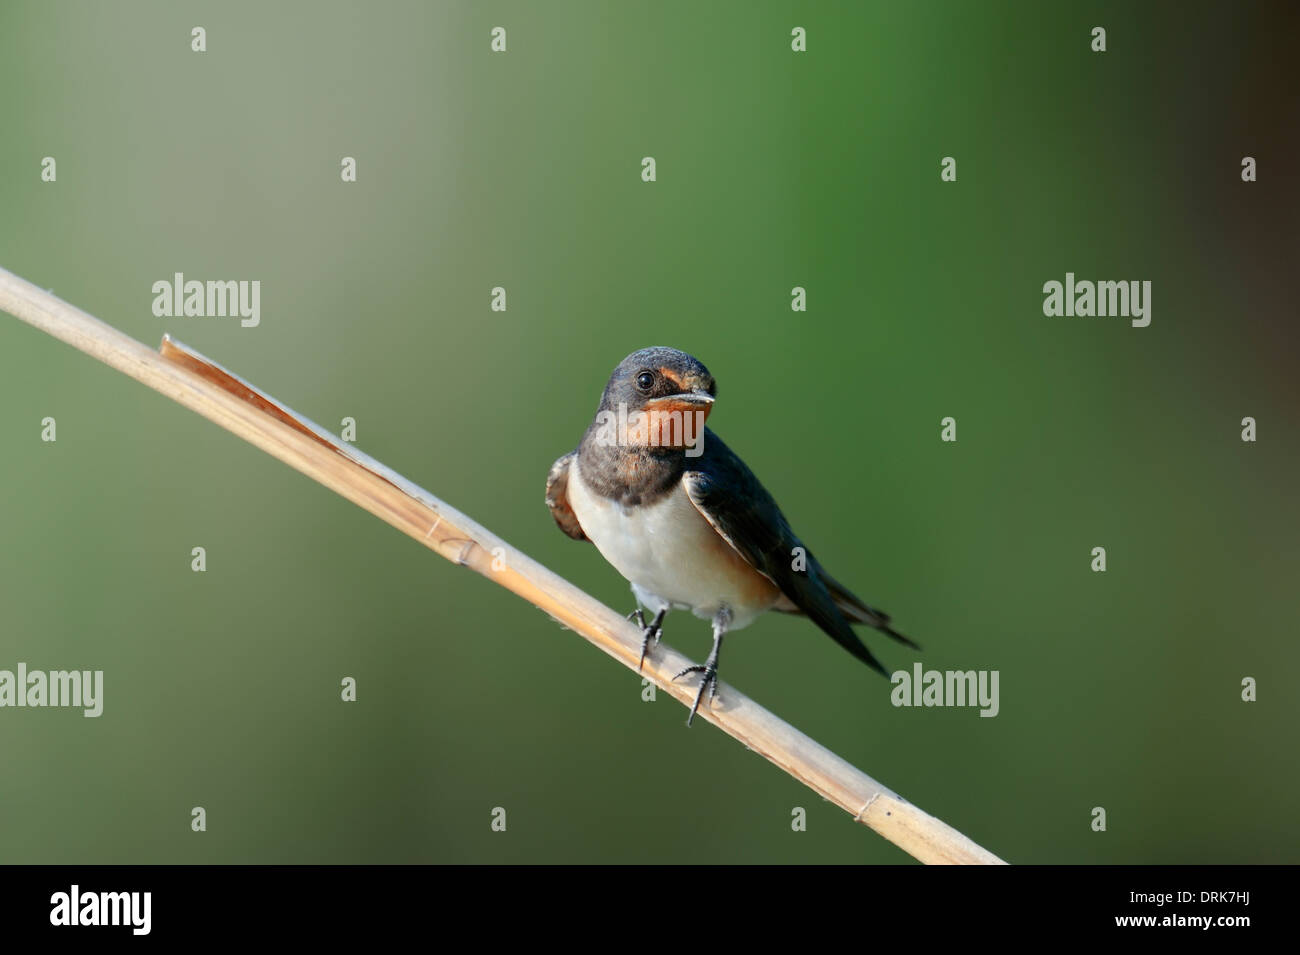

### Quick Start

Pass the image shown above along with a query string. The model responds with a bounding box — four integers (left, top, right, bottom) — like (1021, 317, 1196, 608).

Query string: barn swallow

(546, 347, 917, 725)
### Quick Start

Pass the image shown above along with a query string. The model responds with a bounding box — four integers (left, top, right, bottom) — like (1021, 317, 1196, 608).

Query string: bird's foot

(627, 608, 665, 671)
(672, 608, 728, 727)
(672, 662, 719, 727)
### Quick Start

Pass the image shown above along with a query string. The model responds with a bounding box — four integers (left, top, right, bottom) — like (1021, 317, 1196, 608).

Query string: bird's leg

(627, 608, 666, 671)
(673, 607, 730, 726)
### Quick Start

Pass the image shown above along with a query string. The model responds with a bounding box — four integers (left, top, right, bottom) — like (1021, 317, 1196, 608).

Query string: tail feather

(807, 605, 892, 678)
(821, 571, 920, 651)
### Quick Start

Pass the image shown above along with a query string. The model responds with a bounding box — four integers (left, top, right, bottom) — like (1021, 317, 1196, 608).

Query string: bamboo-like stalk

(0, 265, 1005, 864)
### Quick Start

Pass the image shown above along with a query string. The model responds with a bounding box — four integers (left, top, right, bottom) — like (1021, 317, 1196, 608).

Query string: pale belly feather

(567, 462, 780, 629)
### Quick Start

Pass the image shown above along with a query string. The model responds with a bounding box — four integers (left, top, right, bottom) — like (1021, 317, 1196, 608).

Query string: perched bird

(546, 347, 916, 725)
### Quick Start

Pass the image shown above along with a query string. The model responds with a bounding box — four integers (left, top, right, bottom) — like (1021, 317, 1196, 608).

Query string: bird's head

(599, 346, 715, 415)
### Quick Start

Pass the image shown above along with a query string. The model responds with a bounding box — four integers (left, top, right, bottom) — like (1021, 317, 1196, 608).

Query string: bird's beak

(644, 391, 714, 419)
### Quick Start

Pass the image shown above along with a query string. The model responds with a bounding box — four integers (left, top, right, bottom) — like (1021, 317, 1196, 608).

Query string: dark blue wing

(683, 430, 915, 675)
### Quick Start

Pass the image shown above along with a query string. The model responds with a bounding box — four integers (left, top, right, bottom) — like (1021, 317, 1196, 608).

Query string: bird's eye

(635, 371, 655, 391)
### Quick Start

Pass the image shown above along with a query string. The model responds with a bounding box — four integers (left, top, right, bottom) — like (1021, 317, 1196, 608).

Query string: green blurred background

(1, 1, 1296, 863)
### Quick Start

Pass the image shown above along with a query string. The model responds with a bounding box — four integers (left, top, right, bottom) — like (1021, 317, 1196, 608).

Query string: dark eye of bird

(635, 371, 655, 391)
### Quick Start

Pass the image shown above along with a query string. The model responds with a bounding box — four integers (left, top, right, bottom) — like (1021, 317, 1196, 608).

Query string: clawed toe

(672, 663, 705, 682)
(638, 625, 662, 670)
(673, 664, 719, 726)
(630, 608, 666, 671)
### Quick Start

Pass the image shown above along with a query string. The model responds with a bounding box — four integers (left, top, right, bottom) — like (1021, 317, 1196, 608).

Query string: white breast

(567, 459, 780, 629)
